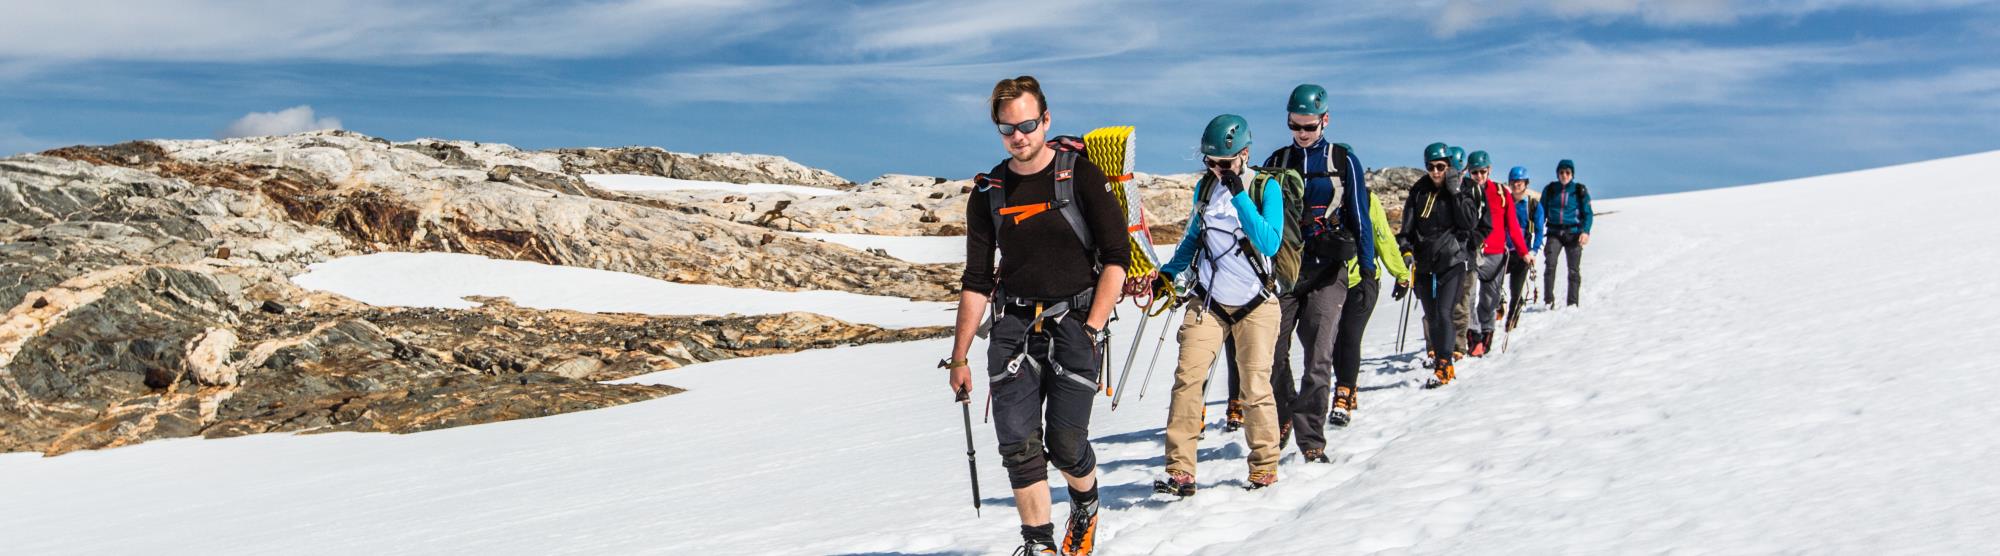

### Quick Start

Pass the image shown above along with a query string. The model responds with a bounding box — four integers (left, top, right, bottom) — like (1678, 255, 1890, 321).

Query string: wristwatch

(938, 358, 971, 370)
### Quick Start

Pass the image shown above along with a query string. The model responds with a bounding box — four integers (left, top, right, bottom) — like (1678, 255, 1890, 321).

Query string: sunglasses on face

(1471, 169, 1490, 175)
(1427, 161, 1449, 171)
(995, 117, 1043, 136)
(1204, 157, 1238, 171)
(1287, 122, 1322, 132)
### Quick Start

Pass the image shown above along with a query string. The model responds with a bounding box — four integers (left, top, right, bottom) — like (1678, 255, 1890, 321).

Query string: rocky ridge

(1, 132, 950, 456)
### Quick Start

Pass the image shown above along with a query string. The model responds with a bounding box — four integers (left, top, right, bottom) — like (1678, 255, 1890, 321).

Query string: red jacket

(1480, 180, 1527, 255)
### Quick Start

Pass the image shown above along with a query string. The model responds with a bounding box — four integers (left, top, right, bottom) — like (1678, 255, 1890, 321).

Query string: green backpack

(1193, 167, 1306, 296)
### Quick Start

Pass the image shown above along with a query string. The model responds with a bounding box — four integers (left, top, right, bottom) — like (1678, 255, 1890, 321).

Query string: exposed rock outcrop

(42, 133, 955, 301)
(1, 134, 953, 456)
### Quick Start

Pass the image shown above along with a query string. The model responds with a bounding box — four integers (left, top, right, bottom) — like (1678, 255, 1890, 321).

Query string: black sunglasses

(1287, 122, 1322, 132)
(1204, 157, 1238, 170)
(1427, 161, 1449, 171)
(995, 117, 1044, 136)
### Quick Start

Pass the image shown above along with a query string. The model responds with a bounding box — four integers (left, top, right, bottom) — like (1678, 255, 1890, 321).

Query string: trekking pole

(956, 388, 982, 517)
(1395, 291, 1412, 352)
(1134, 304, 1183, 402)
(1113, 288, 1176, 410)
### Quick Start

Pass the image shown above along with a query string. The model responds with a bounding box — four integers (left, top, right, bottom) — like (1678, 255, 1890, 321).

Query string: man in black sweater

(946, 75, 1129, 556)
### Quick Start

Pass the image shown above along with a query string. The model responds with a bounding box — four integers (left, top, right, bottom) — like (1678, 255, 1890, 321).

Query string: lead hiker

(946, 75, 1128, 556)
(1152, 114, 1288, 496)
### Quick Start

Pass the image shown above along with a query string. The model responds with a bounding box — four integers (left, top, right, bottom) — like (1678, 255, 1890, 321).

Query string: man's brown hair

(989, 75, 1047, 121)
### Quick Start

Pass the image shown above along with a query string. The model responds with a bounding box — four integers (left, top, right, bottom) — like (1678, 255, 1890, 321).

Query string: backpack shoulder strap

(1049, 147, 1095, 253)
(976, 164, 1008, 242)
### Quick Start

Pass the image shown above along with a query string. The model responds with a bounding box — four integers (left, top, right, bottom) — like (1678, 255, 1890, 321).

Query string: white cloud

(218, 105, 343, 139)
(0, 0, 791, 63)
(1360, 40, 1883, 113)
(1425, 0, 1984, 36)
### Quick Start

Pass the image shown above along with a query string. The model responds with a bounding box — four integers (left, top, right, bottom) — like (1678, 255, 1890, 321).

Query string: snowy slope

(793, 232, 967, 264)
(290, 252, 950, 329)
(582, 174, 846, 196)
(3, 152, 1998, 554)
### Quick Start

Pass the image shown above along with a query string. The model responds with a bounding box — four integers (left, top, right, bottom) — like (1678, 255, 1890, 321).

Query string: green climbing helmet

(1424, 142, 1450, 163)
(1448, 146, 1467, 170)
(1288, 84, 1329, 115)
(1468, 150, 1491, 170)
(1201, 114, 1252, 157)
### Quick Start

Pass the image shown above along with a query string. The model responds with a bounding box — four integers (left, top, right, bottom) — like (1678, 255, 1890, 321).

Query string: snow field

(1, 153, 1996, 554)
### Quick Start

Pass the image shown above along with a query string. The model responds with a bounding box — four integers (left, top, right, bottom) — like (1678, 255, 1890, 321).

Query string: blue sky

(1, 0, 1995, 198)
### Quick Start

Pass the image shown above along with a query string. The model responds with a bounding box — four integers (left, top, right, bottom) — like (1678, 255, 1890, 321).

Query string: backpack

(1272, 142, 1354, 222)
(1194, 167, 1305, 295)
(973, 135, 1103, 269)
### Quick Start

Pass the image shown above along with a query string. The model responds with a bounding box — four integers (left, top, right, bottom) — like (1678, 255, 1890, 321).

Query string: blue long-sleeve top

(1161, 174, 1285, 277)
(1516, 196, 1545, 251)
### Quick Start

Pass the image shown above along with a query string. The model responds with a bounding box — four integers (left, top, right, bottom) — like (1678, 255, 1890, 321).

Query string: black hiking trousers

(986, 310, 1099, 489)
(1333, 275, 1381, 390)
(1415, 265, 1466, 369)
(1544, 230, 1584, 306)
(1506, 255, 1530, 328)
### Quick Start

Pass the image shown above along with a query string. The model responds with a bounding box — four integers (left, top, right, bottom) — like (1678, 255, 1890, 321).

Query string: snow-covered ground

(291, 251, 950, 329)
(794, 232, 967, 264)
(791, 233, 1178, 267)
(582, 174, 846, 197)
(4, 152, 1998, 554)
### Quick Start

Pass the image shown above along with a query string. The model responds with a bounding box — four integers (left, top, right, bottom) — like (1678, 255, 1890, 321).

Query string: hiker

(946, 75, 1128, 556)
(1250, 83, 1367, 463)
(1326, 157, 1412, 427)
(1400, 143, 1479, 388)
(1468, 151, 1525, 357)
(1446, 146, 1488, 361)
(1504, 166, 1543, 329)
(1541, 159, 1593, 307)
(1152, 114, 1287, 496)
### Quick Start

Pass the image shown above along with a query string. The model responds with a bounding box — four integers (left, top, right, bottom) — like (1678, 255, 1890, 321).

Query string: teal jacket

(1161, 175, 1285, 277)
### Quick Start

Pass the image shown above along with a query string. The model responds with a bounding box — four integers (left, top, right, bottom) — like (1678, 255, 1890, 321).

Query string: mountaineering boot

(1470, 331, 1489, 357)
(1061, 493, 1099, 556)
(1302, 448, 1331, 464)
(1247, 469, 1278, 489)
(1279, 421, 1293, 449)
(1015, 524, 1058, 555)
(1153, 470, 1196, 498)
(1425, 361, 1456, 389)
(1225, 399, 1244, 432)
(1328, 385, 1356, 427)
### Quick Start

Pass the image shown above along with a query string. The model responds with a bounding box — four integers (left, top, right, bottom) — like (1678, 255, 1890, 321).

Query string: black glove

(1392, 282, 1410, 300)
(1152, 273, 1174, 297)
(1220, 170, 1245, 196)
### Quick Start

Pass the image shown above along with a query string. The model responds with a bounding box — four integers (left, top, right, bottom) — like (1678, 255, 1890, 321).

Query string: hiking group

(943, 75, 1595, 555)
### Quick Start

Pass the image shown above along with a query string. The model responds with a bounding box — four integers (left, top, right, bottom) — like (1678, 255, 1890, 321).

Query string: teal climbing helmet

(1201, 114, 1252, 157)
(1558, 159, 1576, 173)
(1288, 84, 1329, 115)
(1424, 142, 1450, 163)
(1468, 150, 1491, 170)
(1448, 146, 1467, 170)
